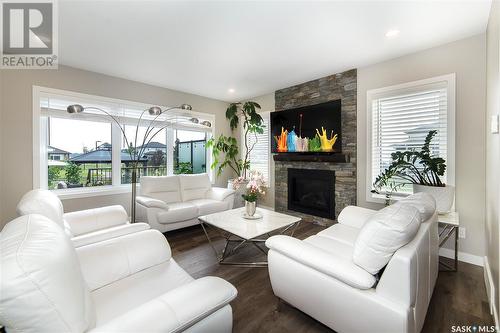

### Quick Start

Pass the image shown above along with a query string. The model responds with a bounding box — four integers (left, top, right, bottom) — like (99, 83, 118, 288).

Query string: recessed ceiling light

(385, 29, 400, 38)
(228, 88, 235, 93)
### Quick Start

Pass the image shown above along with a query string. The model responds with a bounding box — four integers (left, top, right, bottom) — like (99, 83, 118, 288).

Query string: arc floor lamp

(67, 103, 212, 223)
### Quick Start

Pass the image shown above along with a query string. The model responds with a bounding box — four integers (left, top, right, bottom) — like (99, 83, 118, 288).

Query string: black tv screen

(270, 100, 341, 154)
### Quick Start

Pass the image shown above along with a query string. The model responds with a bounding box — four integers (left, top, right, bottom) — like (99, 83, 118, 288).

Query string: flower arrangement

(233, 170, 268, 203)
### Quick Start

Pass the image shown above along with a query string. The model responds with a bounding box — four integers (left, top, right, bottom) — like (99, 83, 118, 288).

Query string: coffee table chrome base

(200, 220, 300, 268)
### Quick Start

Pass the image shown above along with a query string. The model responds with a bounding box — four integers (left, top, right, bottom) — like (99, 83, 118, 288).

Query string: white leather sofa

(136, 173, 235, 232)
(266, 193, 439, 333)
(16, 189, 149, 247)
(0, 214, 238, 332)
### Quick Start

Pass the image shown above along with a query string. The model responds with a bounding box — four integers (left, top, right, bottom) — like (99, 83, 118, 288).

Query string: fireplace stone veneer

(274, 69, 357, 225)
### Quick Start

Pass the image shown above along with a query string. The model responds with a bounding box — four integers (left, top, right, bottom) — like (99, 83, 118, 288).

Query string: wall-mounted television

(270, 100, 341, 154)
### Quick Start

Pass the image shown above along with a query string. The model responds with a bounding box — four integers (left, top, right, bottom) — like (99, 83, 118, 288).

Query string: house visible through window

(35, 87, 214, 193)
(366, 74, 455, 202)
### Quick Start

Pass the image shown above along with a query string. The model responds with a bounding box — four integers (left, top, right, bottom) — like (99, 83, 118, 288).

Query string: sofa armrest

(63, 205, 128, 236)
(71, 222, 150, 248)
(265, 235, 376, 290)
(337, 206, 377, 229)
(76, 229, 172, 291)
(136, 195, 169, 210)
(88, 277, 237, 333)
(206, 187, 235, 202)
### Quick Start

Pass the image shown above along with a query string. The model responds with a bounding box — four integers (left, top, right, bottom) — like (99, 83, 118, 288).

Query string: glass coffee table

(199, 207, 301, 267)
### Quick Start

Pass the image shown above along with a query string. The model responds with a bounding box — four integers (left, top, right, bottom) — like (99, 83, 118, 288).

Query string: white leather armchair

(16, 189, 149, 247)
(266, 193, 439, 333)
(136, 174, 235, 232)
(0, 214, 237, 332)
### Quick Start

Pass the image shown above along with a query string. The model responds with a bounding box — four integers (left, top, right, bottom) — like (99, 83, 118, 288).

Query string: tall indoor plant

(207, 101, 265, 207)
(373, 130, 454, 213)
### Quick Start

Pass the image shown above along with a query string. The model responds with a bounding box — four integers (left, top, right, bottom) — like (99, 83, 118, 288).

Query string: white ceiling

(59, 1, 492, 102)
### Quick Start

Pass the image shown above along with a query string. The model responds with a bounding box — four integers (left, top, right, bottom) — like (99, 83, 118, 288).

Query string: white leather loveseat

(136, 173, 235, 232)
(266, 193, 438, 333)
(16, 189, 149, 247)
(0, 214, 238, 332)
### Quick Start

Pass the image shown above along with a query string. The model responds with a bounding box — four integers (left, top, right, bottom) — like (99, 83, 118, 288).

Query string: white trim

(438, 247, 483, 266)
(55, 184, 133, 200)
(32, 85, 215, 197)
(366, 73, 456, 204)
(484, 256, 500, 329)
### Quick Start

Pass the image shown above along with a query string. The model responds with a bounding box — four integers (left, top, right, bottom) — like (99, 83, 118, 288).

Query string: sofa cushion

(304, 235, 354, 260)
(400, 192, 436, 222)
(156, 202, 199, 224)
(317, 223, 360, 246)
(140, 176, 182, 204)
(353, 203, 421, 275)
(0, 215, 96, 333)
(16, 189, 65, 225)
(179, 173, 211, 201)
(189, 199, 229, 216)
(90, 260, 194, 325)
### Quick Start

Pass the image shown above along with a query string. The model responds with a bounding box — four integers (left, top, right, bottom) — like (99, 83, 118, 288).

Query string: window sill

(366, 191, 410, 204)
(54, 185, 135, 200)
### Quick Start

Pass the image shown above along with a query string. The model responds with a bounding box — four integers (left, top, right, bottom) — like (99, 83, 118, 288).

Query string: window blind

(245, 112, 270, 181)
(371, 83, 448, 193)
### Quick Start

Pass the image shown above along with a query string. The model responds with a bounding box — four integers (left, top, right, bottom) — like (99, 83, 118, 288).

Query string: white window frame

(33, 86, 215, 199)
(240, 111, 271, 181)
(365, 74, 456, 204)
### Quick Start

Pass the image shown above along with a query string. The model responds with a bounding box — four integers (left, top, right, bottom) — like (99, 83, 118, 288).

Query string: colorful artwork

(308, 134, 321, 152)
(296, 137, 308, 152)
(274, 127, 288, 152)
(316, 127, 338, 152)
(287, 129, 297, 152)
(274, 125, 339, 153)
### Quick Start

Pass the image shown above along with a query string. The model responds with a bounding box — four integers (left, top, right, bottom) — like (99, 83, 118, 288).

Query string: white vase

(412, 184, 455, 214)
(227, 179, 249, 208)
(245, 200, 257, 216)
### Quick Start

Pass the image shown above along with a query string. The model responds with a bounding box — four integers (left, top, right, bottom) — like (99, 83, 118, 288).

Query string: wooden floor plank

(166, 222, 494, 333)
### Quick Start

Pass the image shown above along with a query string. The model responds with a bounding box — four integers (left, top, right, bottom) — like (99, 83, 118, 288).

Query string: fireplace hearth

(287, 168, 335, 219)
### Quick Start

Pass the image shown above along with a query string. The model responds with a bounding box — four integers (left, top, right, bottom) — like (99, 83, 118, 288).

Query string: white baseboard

(484, 256, 499, 329)
(438, 248, 483, 266)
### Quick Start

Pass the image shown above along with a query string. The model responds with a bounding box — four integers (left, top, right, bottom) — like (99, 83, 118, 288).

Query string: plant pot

(412, 184, 455, 214)
(228, 179, 249, 208)
(245, 200, 257, 216)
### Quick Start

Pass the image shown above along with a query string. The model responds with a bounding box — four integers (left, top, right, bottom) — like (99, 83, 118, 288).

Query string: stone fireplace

(274, 69, 357, 225)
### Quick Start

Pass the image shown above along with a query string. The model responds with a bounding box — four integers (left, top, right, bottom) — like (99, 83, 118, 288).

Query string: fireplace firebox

(287, 168, 335, 219)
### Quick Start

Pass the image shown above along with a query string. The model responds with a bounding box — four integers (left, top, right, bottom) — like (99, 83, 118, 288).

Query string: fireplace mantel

(273, 153, 348, 163)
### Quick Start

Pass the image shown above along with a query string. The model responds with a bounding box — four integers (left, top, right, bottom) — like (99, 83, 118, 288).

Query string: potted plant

(371, 164, 404, 206)
(207, 101, 265, 206)
(234, 170, 268, 217)
(373, 130, 454, 213)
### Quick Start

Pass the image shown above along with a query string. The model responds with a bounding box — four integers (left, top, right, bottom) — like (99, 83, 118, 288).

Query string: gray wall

(252, 34, 487, 260)
(357, 34, 487, 259)
(486, 1, 500, 323)
(0, 65, 232, 227)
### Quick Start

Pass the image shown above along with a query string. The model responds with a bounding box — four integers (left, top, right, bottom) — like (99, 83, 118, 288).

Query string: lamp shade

(148, 106, 162, 116)
(67, 104, 84, 114)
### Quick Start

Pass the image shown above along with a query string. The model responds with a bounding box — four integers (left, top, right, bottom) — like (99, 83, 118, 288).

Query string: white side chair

(136, 173, 235, 233)
(265, 193, 438, 333)
(0, 214, 237, 332)
(16, 189, 149, 247)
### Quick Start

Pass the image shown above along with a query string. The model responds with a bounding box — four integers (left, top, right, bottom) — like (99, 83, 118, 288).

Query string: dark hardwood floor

(166, 222, 494, 333)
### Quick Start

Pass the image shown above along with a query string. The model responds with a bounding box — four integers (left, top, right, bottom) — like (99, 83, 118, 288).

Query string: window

(173, 130, 207, 175)
(242, 111, 270, 181)
(34, 87, 214, 196)
(366, 74, 455, 202)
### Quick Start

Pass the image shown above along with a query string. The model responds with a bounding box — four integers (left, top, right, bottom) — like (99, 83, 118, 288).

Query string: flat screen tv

(270, 100, 341, 154)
